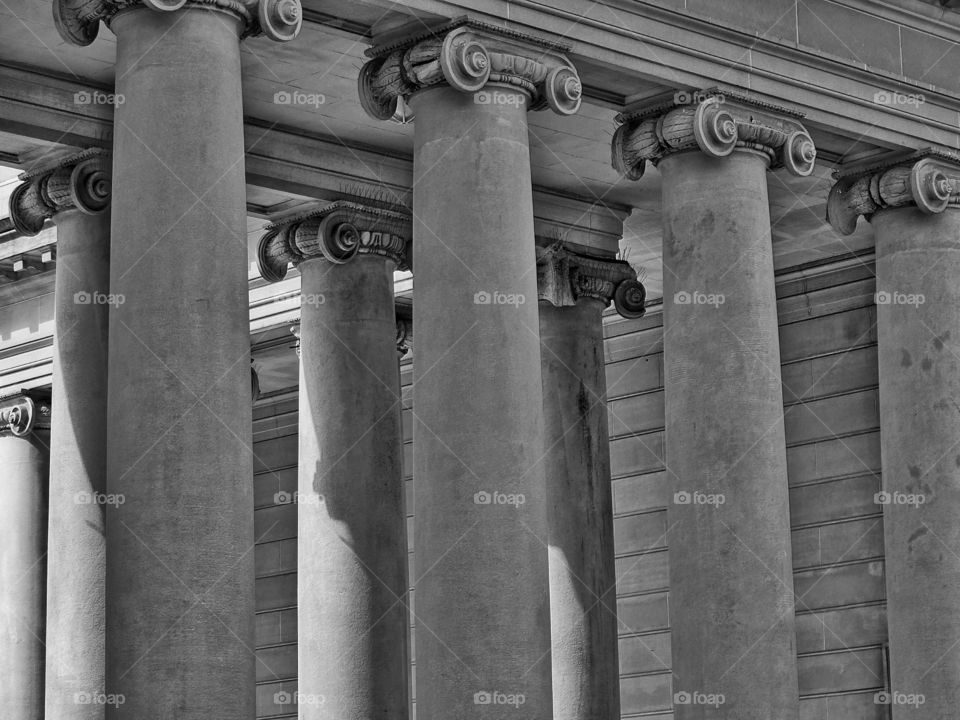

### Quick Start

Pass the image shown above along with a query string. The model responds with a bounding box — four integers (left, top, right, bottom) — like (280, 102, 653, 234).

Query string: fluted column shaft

(612, 89, 816, 719)
(0, 393, 51, 720)
(828, 149, 960, 718)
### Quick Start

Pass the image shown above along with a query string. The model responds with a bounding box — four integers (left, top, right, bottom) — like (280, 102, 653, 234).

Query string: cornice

(9, 148, 111, 236)
(257, 200, 412, 282)
(53, 0, 302, 45)
(359, 16, 582, 121)
(536, 242, 646, 319)
(611, 89, 817, 180)
(827, 147, 960, 235)
(0, 388, 51, 438)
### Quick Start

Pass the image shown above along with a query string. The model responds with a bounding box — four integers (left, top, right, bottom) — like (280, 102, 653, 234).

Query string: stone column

(52, 1, 301, 717)
(536, 243, 645, 720)
(828, 149, 960, 718)
(258, 202, 412, 719)
(10, 148, 112, 720)
(0, 391, 51, 720)
(612, 89, 817, 719)
(360, 19, 583, 719)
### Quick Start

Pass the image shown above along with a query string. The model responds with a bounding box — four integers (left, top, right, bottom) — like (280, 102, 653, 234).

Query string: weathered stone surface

(46, 203, 111, 720)
(873, 200, 960, 719)
(0, 391, 50, 720)
(259, 205, 411, 720)
(104, 9, 255, 717)
(658, 148, 800, 720)
(408, 82, 553, 719)
(540, 298, 620, 720)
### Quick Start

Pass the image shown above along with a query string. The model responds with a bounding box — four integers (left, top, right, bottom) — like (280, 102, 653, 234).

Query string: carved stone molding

(53, 0, 301, 46)
(358, 16, 582, 121)
(0, 390, 51, 438)
(827, 148, 960, 236)
(536, 243, 646, 319)
(258, 201, 412, 283)
(9, 149, 111, 236)
(611, 88, 817, 181)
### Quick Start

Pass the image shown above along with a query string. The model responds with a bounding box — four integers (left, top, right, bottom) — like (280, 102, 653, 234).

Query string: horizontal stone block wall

(249, 259, 885, 719)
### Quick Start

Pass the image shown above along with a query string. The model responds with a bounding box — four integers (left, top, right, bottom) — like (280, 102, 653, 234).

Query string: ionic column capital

(536, 243, 646, 319)
(611, 88, 816, 181)
(53, 0, 301, 46)
(0, 390, 51, 438)
(827, 147, 960, 235)
(358, 17, 582, 120)
(9, 149, 111, 236)
(258, 201, 412, 283)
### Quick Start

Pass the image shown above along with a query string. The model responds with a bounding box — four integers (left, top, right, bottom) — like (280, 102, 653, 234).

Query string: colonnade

(0, 3, 957, 720)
